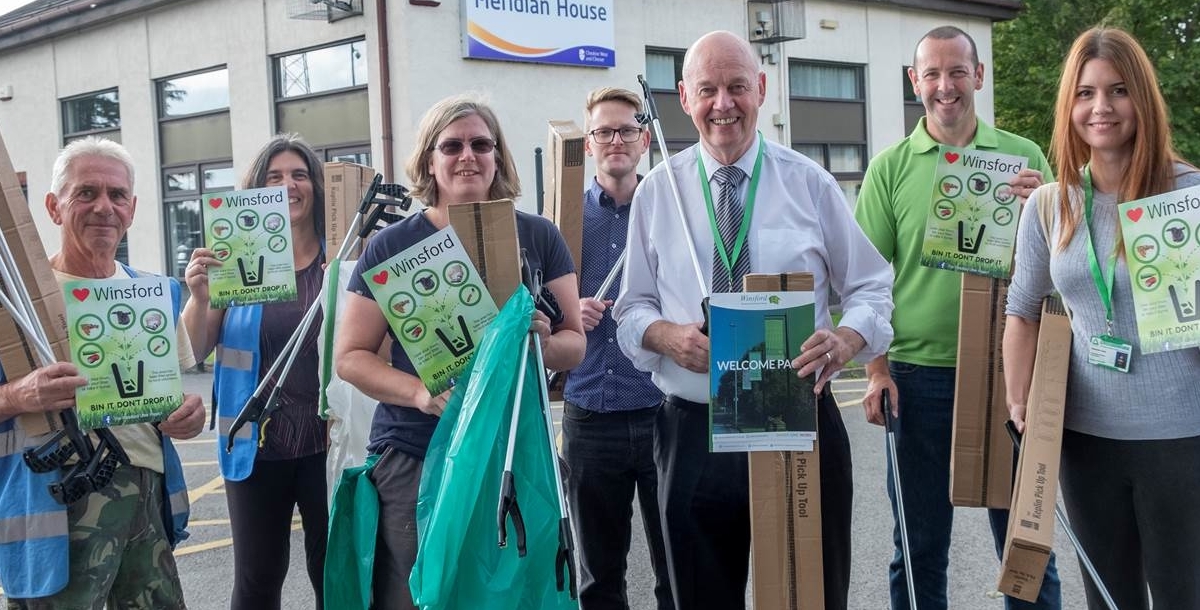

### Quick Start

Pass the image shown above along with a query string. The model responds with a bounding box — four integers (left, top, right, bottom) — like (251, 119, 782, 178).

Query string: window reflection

(277, 40, 368, 98)
(160, 68, 230, 116)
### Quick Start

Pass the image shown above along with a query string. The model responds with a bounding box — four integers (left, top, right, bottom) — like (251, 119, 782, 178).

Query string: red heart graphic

(71, 288, 89, 301)
(1126, 208, 1144, 222)
(372, 271, 388, 284)
(208, 198, 223, 209)
(944, 152, 960, 164)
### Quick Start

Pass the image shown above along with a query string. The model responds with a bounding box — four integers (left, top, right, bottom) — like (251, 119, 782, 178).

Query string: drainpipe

(375, 0, 394, 182)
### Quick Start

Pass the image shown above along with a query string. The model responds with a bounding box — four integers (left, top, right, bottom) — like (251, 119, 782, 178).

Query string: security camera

(753, 26, 765, 37)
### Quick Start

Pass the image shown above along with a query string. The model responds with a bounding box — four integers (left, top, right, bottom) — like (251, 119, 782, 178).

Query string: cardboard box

(997, 295, 1071, 602)
(541, 120, 585, 271)
(447, 199, 521, 307)
(951, 273, 1015, 508)
(743, 272, 824, 610)
(0, 129, 71, 435)
(324, 161, 379, 259)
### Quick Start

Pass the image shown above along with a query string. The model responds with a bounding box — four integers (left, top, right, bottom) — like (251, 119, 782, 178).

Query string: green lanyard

(698, 139, 765, 284)
(1082, 166, 1117, 333)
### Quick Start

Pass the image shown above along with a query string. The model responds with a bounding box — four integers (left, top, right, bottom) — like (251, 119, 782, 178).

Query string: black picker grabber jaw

(24, 409, 131, 505)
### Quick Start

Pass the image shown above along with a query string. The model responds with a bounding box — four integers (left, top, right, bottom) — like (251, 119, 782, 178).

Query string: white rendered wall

(0, 0, 1004, 273)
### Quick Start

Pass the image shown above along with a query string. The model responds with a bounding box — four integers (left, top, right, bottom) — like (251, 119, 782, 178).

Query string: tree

(993, 1, 1200, 165)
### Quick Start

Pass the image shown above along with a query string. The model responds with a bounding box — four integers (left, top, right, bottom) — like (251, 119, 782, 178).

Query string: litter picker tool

(1004, 421, 1119, 610)
(224, 175, 412, 452)
(637, 74, 707, 302)
(0, 207, 130, 504)
(883, 389, 918, 610)
(497, 250, 577, 598)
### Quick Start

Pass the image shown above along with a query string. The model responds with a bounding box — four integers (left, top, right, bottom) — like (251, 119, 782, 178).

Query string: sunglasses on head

(432, 137, 497, 156)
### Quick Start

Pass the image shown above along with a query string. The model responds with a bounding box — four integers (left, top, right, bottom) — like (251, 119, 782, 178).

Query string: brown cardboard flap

(447, 199, 521, 307)
(324, 161, 379, 259)
(0, 129, 70, 435)
(742, 272, 823, 610)
(951, 273, 1014, 508)
(998, 295, 1071, 602)
(542, 120, 585, 272)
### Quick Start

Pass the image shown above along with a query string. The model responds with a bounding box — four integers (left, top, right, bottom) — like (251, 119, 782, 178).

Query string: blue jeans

(562, 401, 673, 610)
(886, 362, 1060, 610)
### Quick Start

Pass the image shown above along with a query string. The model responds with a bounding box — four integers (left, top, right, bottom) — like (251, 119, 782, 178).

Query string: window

(325, 144, 372, 166)
(275, 40, 370, 158)
(61, 89, 120, 144)
(789, 63, 862, 100)
(157, 67, 233, 276)
(159, 68, 230, 117)
(902, 65, 925, 134)
(157, 67, 232, 166)
(277, 40, 368, 98)
(645, 49, 683, 91)
(788, 60, 867, 208)
(643, 48, 697, 155)
(162, 163, 235, 278)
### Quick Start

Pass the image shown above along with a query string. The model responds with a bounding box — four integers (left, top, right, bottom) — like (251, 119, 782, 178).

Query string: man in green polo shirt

(854, 25, 1061, 610)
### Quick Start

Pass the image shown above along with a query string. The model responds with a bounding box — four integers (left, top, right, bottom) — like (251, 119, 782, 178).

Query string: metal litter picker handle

(883, 389, 918, 610)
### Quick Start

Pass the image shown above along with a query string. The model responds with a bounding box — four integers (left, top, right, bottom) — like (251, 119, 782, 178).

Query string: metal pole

(637, 74, 707, 299)
(884, 390, 918, 610)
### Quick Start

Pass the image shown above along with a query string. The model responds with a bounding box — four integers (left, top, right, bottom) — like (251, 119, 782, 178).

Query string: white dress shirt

(614, 135, 894, 403)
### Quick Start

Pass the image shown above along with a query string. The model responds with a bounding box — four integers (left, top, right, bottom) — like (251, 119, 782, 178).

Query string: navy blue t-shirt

(347, 209, 575, 459)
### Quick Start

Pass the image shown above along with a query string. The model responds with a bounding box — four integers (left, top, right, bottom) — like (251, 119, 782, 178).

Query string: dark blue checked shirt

(563, 178, 663, 412)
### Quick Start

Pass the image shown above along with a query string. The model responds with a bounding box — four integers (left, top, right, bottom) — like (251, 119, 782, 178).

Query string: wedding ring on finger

(825, 352, 833, 364)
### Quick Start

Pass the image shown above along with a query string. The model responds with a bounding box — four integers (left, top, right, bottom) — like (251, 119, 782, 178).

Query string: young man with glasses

(561, 87, 672, 610)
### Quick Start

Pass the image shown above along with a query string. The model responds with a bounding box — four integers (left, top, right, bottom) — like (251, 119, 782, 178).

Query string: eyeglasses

(587, 127, 644, 145)
(431, 137, 496, 156)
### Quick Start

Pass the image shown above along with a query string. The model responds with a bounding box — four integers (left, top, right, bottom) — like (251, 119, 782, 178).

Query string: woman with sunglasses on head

(1004, 27, 1200, 609)
(181, 133, 329, 609)
(334, 93, 585, 609)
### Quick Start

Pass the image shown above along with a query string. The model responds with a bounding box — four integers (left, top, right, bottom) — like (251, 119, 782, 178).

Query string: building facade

(0, 0, 1022, 277)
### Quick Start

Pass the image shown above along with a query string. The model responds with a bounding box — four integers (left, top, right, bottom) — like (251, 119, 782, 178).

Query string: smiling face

(429, 114, 497, 206)
(585, 99, 649, 184)
(47, 154, 137, 266)
(909, 34, 983, 144)
(1071, 57, 1137, 160)
(263, 150, 314, 230)
(680, 32, 767, 165)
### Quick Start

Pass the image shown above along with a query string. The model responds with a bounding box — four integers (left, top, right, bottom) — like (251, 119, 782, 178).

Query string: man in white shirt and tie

(614, 30, 894, 610)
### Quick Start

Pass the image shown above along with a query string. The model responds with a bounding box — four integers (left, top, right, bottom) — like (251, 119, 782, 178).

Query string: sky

(0, 0, 36, 19)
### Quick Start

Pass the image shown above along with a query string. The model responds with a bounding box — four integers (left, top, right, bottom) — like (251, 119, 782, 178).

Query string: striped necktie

(712, 164, 749, 293)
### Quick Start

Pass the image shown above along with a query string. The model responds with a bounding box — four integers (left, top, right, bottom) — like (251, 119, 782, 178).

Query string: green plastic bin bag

(410, 289, 577, 610)
(324, 452, 381, 609)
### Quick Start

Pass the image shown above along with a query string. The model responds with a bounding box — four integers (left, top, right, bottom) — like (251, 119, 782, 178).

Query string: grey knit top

(1006, 164, 1200, 440)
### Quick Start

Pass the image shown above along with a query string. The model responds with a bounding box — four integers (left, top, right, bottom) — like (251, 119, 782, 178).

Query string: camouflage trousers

(6, 465, 185, 610)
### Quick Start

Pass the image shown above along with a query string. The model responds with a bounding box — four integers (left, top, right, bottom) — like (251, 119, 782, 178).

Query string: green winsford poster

(202, 185, 297, 308)
(65, 276, 183, 430)
(920, 145, 1028, 278)
(362, 226, 499, 395)
(1118, 184, 1200, 353)
(707, 291, 816, 453)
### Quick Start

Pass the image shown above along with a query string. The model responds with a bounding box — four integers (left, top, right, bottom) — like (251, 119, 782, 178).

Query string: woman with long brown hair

(1004, 27, 1200, 609)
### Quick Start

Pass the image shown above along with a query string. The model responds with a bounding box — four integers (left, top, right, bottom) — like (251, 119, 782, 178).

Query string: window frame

(273, 37, 369, 102)
(156, 66, 231, 121)
(60, 87, 121, 144)
(161, 159, 234, 277)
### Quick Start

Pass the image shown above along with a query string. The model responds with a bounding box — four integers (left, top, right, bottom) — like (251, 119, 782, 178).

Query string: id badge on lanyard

(1082, 166, 1132, 373)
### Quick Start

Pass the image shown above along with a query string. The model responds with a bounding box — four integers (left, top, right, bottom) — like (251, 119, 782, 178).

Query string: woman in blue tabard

(334, 94, 585, 610)
(181, 134, 329, 609)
